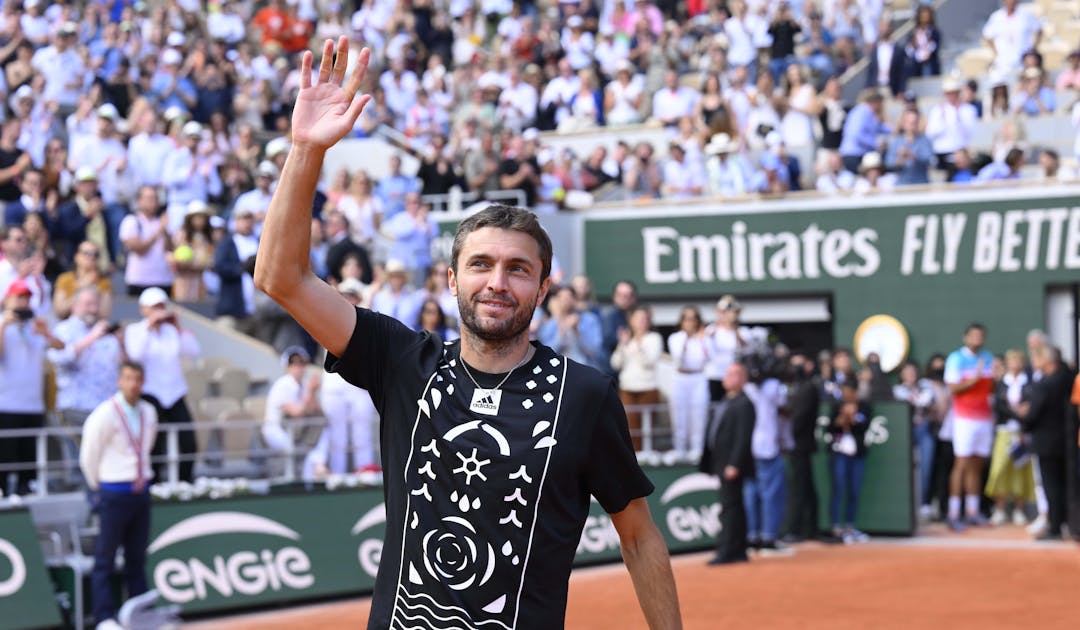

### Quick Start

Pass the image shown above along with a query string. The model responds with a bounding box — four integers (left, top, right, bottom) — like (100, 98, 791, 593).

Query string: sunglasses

(79, 249, 100, 257)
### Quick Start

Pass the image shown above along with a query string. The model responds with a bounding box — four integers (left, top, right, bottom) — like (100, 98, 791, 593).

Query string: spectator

(986, 349, 1036, 526)
(169, 202, 215, 302)
(263, 346, 321, 461)
(866, 18, 905, 97)
(55, 168, 116, 271)
(852, 151, 896, 194)
(415, 135, 463, 197)
(5, 166, 49, 229)
(987, 79, 1010, 120)
(976, 147, 1025, 183)
(652, 69, 700, 131)
(31, 22, 85, 115)
(893, 360, 939, 518)
(233, 160, 278, 230)
(1039, 149, 1069, 181)
(214, 207, 259, 326)
(119, 186, 173, 298)
(743, 355, 791, 555)
(53, 241, 113, 321)
(905, 5, 941, 79)
(818, 76, 849, 151)
(668, 306, 709, 462)
(780, 64, 820, 149)
(704, 133, 753, 197)
(1055, 50, 1080, 91)
(381, 192, 437, 282)
(538, 284, 605, 372)
(162, 121, 222, 235)
(622, 141, 662, 199)
(336, 170, 382, 248)
(69, 104, 128, 209)
(496, 66, 539, 131)
(700, 362, 755, 565)
(0, 278, 63, 495)
(1012, 67, 1055, 117)
(375, 154, 420, 220)
(963, 79, 984, 119)
(815, 149, 856, 194)
(610, 304, 663, 452)
(126, 110, 174, 190)
(768, 2, 802, 83)
(604, 59, 645, 126)
(464, 130, 502, 195)
(370, 259, 423, 330)
(499, 134, 540, 206)
(925, 77, 978, 175)
(752, 151, 789, 195)
(418, 297, 458, 342)
(839, 89, 889, 173)
(949, 148, 977, 183)
(785, 352, 823, 542)
(982, 0, 1042, 75)
(885, 110, 933, 186)
(540, 59, 581, 130)
(1018, 346, 1071, 540)
(124, 288, 200, 484)
(316, 280, 379, 475)
(79, 361, 156, 630)
(662, 143, 705, 199)
(323, 211, 374, 285)
(0, 118, 32, 204)
(829, 381, 872, 543)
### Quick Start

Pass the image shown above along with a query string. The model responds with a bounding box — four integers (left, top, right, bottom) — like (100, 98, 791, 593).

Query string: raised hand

(292, 37, 372, 151)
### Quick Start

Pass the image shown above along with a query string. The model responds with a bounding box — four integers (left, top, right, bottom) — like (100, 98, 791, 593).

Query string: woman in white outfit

(315, 279, 380, 475)
(666, 306, 710, 462)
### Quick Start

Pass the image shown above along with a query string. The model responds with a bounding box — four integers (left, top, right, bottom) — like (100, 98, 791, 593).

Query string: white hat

(765, 130, 783, 149)
(186, 200, 210, 216)
(384, 259, 408, 275)
(13, 85, 32, 100)
(25, 0, 40, 9)
(265, 137, 290, 158)
(166, 31, 186, 47)
(337, 278, 367, 297)
(96, 103, 119, 120)
(599, 22, 615, 36)
(164, 105, 186, 122)
(522, 128, 540, 142)
(615, 59, 635, 74)
(705, 133, 737, 155)
(138, 286, 170, 308)
(280, 345, 310, 367)
(256, 160, 279, 178)
(161, 48, 182, 66)
(75, 166, 98, 182)
(1021, 66, 1041, 80)
(59, 21, 78, 35)
(716, 294, 742, 311)
(182, 121, 203, 137)
(859, 151, 883, 172)
(941, 77, 961, 92)
(536, 148, 554, 166)
(567, 15, 584, 28)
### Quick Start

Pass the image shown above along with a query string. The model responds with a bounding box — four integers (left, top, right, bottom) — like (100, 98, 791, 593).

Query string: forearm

(622, 524, 682, 629)
(254, 145, 322, 298)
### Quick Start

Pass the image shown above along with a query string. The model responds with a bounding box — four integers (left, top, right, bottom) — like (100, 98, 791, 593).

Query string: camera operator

(0, 278, 64, 495)
(48, 287, 124, 484)
(123, 287, 200, 483)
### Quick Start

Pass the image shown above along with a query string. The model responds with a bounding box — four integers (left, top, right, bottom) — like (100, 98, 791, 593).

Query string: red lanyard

(111, 398, 146, 492)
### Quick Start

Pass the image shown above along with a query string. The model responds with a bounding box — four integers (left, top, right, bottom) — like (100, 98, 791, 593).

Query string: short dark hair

(965, 322, 986, 335)
(120, 360, 145, 376)
(450, 204, 552, 281)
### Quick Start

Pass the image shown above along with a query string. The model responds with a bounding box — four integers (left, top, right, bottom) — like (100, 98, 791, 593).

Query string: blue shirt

(839, 103, 890, 157)
(975, 161, 1017, 183)
(1017, 87, 1055, 116)
(885, 134, 933, 185)
(375, 175, 420, 220)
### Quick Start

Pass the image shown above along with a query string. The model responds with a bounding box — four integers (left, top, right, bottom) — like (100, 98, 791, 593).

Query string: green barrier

(0, 508, 63, 630)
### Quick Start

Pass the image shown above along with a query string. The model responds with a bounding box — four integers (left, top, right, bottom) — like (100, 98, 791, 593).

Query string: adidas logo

(469, 389, 502, 415)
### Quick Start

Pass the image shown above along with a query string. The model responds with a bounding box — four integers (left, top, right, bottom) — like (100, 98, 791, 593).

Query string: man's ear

(448, 267, 458, 297)
(536, 276, 551, 305)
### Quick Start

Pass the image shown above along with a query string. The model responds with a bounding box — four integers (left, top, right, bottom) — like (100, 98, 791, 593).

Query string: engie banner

(0, 509, 63, 630)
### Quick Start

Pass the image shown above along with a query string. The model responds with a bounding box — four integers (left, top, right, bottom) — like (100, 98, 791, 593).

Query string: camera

(13, 307, 34, 321)
(106, 322, 122, 334)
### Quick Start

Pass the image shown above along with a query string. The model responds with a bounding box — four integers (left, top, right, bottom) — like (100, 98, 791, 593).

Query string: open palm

(292, 37, 373, 150)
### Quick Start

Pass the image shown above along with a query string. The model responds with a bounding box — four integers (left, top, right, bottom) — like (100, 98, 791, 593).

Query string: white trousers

(320, 387, 379, 472)
(669, 372, 709, 454)
(261, 423, 294, 452)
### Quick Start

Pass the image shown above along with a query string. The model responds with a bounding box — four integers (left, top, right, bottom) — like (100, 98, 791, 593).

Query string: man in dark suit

(213, 207, 258, 322)
(866, 23, 906, 98)
(323, 210, 373, 285)
(784, 352, 822, 541)
(700, 362, 756, 565)
(1020, 346, 1072, 540)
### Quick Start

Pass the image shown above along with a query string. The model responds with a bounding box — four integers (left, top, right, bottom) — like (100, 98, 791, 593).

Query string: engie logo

(660, 473, 720, 543)
(149, 512, 315, 603)
(0, 537, 26, 597)
(576, 500, 621, 555)
(351, 503, 386, 578)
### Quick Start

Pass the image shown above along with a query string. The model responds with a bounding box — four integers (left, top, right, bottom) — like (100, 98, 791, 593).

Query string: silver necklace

(459, 350, 530, 397)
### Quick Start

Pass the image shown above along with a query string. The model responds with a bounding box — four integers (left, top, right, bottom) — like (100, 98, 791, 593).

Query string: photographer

(0, 278, 64, 496)
(123, 288, 200, 483)
(118, 186, 173, 298)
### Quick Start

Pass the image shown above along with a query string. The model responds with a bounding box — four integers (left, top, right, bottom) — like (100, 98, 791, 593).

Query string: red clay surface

(193, 525, 1080, 629)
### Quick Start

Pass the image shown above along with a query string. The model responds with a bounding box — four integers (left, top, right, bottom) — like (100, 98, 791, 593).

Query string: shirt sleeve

(324, 306, 426, 411)
(582, 379, 654, 514)
(943, 352, 962, 385)
(79, 405, 108, 490)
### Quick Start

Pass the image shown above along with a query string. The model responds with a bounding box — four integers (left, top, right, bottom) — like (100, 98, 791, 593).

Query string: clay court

(194, 524, 1079, 629)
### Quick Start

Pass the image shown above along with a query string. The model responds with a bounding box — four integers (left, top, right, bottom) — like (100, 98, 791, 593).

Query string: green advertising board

(0, 509, 63, 630)
(582, 189, 1080, 360)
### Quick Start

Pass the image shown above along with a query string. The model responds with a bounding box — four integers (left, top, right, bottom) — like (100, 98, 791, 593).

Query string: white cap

(941, 77, 961, 92)
(256, 160, 279, 178)
(265, 137, 290, 158)
(522, 127, 540, 142)
(337, 278, 367, 297)
(384, 259, 408, 274)
(25, 0, 40, 9)
(75, 166, 98, 182)
(138, 286, 170, 308)
(860, 151, 883, 172)
(615, 58, 634, 74)
(182, 121, 203, 137)
(537, 148, 554, 166)
(164, 105, 186, 122)
(764, 130, 783, 149)
(166, 31, 186, 47)
(705, 132, 737, 155)
(567, 15, 584, 28)
(59, 21, 78, 35)
(186, 200, 210, 216)
(161, 48, 182, 66)
(97, 103, 119, 120)
(13, 85, 33, 101)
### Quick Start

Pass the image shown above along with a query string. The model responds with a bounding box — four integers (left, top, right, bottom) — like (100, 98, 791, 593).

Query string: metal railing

(420, 188, 527, 213)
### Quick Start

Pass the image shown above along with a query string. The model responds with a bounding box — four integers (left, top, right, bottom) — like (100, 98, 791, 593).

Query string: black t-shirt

(0, 147, 25, 202)
(498, 157, 537, 207)
(327, 308, 652, 630)
(769, 21, 801, 59)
